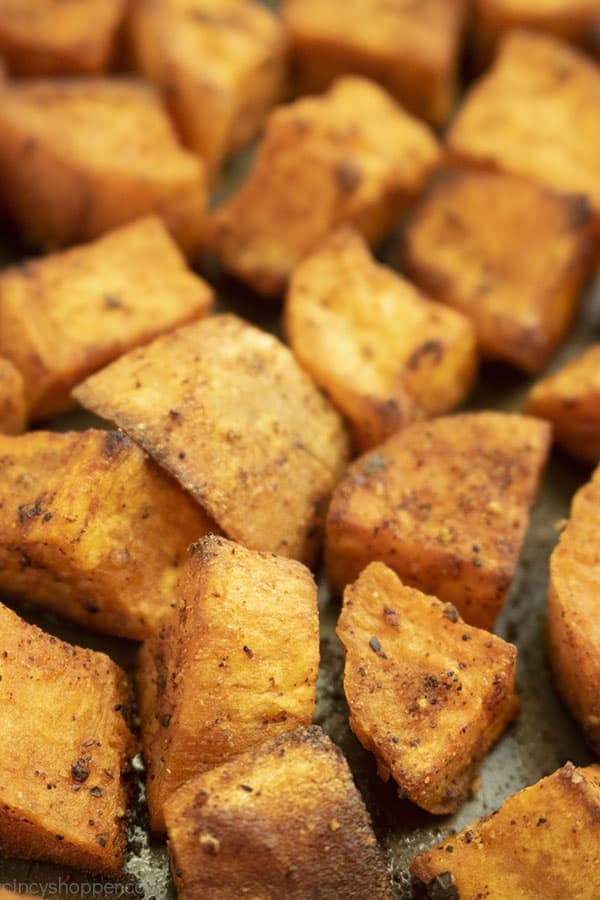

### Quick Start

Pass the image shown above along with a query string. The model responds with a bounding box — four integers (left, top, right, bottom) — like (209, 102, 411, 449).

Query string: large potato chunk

(404, 170, 595, 373)
(526, 344, 600, 463)
(411, 763, 600, 899)
(138, 535, 319, 832)
(206, 76, 441, 296)
(548, 465, 600, 753)
(0, 356, 26, 434)
(74, 314, 349, 565)
(0, 429, 214, 639)
(285, 227, 478, 451)
(164, 726, 392, 900)
(0, 602, 135, 875)
(130, 0, 287, 175)
(326, 412, 551, 630)
(338, 563, 518, 814)
(0, 78, 206, 256)
(283, 0, 467, 127)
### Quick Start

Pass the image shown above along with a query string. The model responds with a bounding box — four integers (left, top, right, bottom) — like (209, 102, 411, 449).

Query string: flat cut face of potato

(206, 76, 441, 296)
(0, 356, 26, 434)
(138, 535, 319, 833)
(404, 169, 595, 373)
(73, 314, 349, 566)
(164, 726, 392, 900)
(410, 763, 600, 899)
(326, 412, 551, 630)
(0, 602, 135, 875)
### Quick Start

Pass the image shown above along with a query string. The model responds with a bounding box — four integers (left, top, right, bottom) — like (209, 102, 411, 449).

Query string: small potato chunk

(74, 314, 349, 566)
(0, 602, 135, 875)
(338, 563, 518, 813)
(0, 217, 213, 420)
(130, 0, 287, 175)
(548, 465, 600, 752)
(0, 78, 206, 256)
(0, 356, 26, 434)
(0, 0, 127, 76)
(326, 412, 551, 630)
(206, 76, 441, 296)
(404, 170, 595, 373)
(285, 227, 477, 451)
(164, 726, 392, 900)
(138, 535, 319, 832)
(525, 344, 600, 463)
(411, 762, 600, 899)
(283, 0, 467, 127)
(0, 429, 214, 639)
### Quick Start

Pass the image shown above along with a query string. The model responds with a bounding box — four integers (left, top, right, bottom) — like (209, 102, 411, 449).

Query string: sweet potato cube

(73, 314, 349, 565)
(206, 76, 441, 296)
(130, 0, 287, 174)
(0, 78, 206, 255)
(526, 344, 600, 463)
(0, 357, 26, 434)
(285, 227, 478, 451)
(164, 726, 392, 900)
(0, 602, 135, 874)
(410, 763, 600, 899)
(0, 217, 213, 420)
(283, 0, 467, 127)
(0, 429, 214, 639)
(326, 412, 551, 629)
(138, 535, 319, 832)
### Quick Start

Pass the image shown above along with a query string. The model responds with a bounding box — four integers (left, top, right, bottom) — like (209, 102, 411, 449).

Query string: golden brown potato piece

(74, 314, 349, 566)
(0, 601, 135, 875)
(525, 344, 600, 463)
(138, 535, 319, 833)
(0, 78, 206, 256)
(338, 563, 518, 814)
(206, 76, 441, 296)
(403, 169, 596, 373)
(130, 0, 287, 175)
(283, 0, 467, 127)
(0, 356, 26, 434)
(164, 726, 392, 900)
(0, 429, 215, 639)
(285, 227, 477, 452)
(326, 412, 551, 630)
(411, 762, 600, 899)
(0, 217, 213, 421)
(548, 465, 600, 753)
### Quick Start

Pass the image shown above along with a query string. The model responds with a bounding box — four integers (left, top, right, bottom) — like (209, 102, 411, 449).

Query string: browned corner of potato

(410, 762, 600, 899)
(164, 725, 392, 900)
(73, 314, 349, 566)
(137, 534, 319, 833)
(285, 226, 478, 452)
(326, 411, 551, 630)
(0, 356, 26, 434)
(526, 344, 600, 464)
(205, 76, 441, 296)
(404, 168, 596, 373)
(0, 602, 135, 875)
(0, 429, 215, 639)
(548, 464, 600, 753)
(337, 562, 518, 814)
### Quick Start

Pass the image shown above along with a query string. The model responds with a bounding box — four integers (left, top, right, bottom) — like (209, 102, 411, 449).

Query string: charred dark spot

(71, 759, 90, 783)
(243, 645, 254, 659)
(18, 502, 42, 524)
(333, 160, 363, 194)
(104, 294, 123, 309)
(443, 604, 459, 623)
(407, 340, 444, 371)
(103, 431, 127, 458)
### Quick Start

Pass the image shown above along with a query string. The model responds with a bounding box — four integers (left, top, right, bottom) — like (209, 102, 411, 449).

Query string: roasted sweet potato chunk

(0, 356, 26, 434)
(206, 76, 441, 296)
(74, 314, 349, 565)
(0, 78, 206, 255)
(164, 726, 392, 900)
(526, 344, 600, 463)
(130, 0, 287, 175)
(138, 535, 319, 832)
(404, 169, 595, 372)
(411, 762, 600, 899)
(338, 562, 518, 813)
(326, 412, 551, 629)
(285, 227, 477, 451)
(0, 602, 135, 875)
(0, 429, 214, 639)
